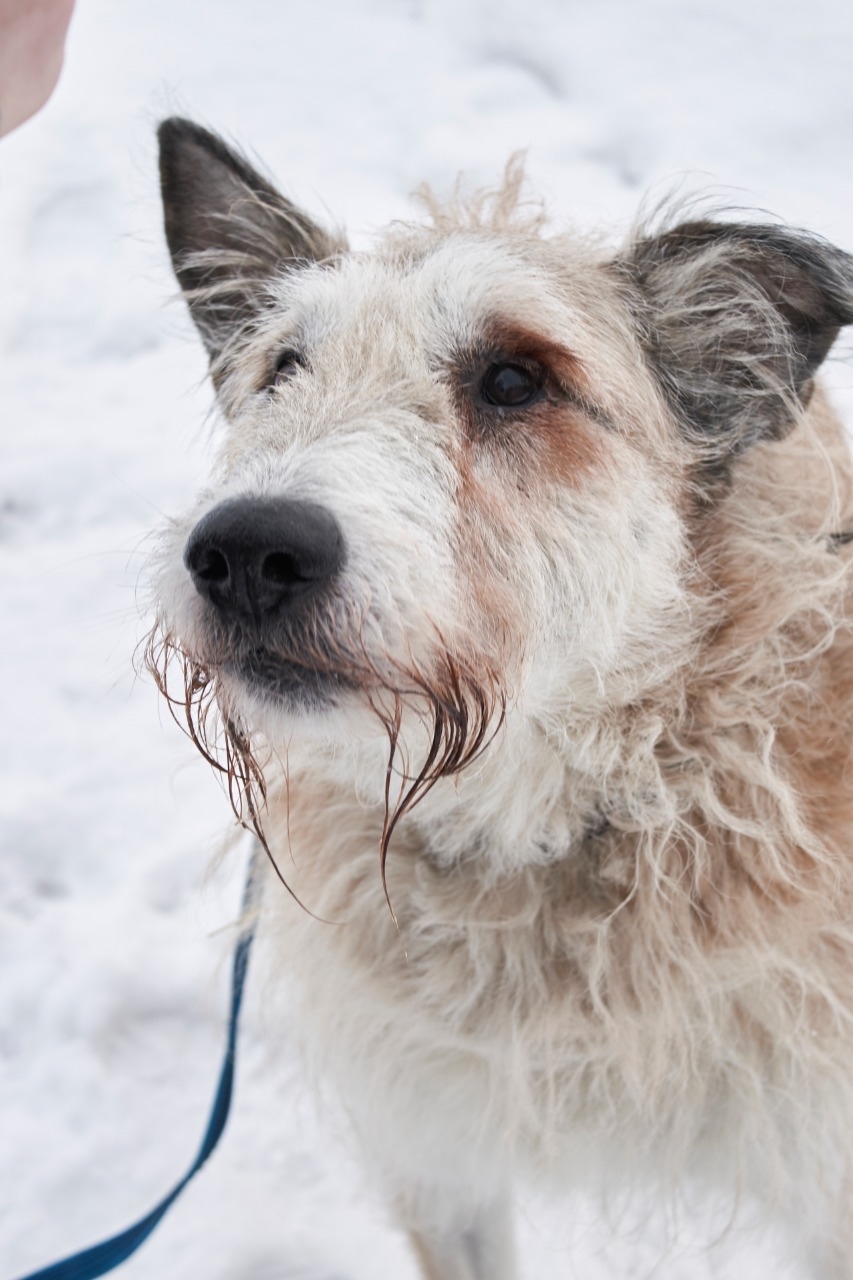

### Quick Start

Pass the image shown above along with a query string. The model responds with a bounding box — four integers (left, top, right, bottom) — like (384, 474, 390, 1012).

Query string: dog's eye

(480, 361, 542, 408)
(270, 349, 304, 388)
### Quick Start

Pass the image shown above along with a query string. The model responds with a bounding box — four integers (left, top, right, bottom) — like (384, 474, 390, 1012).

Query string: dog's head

(150, 119, 853, 865)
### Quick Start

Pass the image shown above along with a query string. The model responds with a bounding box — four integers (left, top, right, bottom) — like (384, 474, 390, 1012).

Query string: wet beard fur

(143, 623, 505, 919)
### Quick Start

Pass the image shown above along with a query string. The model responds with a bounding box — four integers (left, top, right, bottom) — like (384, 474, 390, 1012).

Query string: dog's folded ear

(158, 118, 344, 362)
(617, 220, 853, 458)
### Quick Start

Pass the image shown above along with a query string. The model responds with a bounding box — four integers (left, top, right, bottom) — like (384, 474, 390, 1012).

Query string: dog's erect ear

(618, 221, 853, 458)
(158, 118, 344, 361)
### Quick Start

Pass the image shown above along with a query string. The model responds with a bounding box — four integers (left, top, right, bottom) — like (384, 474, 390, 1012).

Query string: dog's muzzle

(184, 495, 345, 622)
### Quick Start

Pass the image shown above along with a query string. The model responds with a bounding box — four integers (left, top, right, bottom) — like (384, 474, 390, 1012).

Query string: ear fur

(158, 118, 344, 362)
(618, 220, 853, 460)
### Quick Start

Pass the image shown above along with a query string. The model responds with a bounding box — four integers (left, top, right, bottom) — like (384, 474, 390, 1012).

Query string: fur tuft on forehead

(408, 153, 548, 238)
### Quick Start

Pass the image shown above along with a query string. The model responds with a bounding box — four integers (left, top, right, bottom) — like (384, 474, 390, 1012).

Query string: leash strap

(12, 840, 265, 1280)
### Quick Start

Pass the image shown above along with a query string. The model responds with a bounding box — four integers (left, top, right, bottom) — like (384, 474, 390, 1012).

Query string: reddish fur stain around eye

(481, 318, 588, 392)
(451, 316, 608, 489)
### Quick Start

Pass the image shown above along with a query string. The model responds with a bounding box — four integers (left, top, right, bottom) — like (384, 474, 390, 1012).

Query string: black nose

(184, 496, 345, 619)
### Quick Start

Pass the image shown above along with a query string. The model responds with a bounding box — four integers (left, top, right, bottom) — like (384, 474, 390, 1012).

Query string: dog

(149, 117, 853, 1278)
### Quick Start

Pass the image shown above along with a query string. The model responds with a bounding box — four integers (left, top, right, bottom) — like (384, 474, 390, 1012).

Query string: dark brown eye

(480, 361, 542, 408)
(270, 349, 304, 388)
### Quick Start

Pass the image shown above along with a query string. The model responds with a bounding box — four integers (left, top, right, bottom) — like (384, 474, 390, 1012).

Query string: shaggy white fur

(150, 119, 853, 1279)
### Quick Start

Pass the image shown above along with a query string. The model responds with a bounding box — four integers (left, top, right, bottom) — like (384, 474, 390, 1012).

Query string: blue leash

(12, 840, 264, 1280)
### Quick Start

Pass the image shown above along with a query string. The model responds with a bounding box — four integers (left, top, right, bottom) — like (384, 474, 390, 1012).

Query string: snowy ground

(3, 2, 853, 1276)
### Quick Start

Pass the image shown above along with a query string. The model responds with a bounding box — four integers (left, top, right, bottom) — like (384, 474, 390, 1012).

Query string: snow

(1, 1, 852, 1276)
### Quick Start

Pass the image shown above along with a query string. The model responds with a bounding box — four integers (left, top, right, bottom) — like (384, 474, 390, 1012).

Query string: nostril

(193, 547, 229, 583)
(261, 551, 307, 586)
(184, 496, 345, 616)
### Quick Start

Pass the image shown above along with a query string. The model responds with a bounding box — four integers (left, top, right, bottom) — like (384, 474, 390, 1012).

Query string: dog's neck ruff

(412, 804, 612, 876)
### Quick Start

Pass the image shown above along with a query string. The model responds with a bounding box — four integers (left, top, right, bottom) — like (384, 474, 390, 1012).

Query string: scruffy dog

(150, 118, 853, 1278)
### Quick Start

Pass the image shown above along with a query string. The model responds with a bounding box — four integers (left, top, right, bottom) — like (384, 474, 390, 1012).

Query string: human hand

(0, 0, 76, 137)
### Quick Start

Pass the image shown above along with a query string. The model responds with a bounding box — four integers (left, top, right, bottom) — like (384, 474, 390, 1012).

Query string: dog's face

(151, 120, 853, 850)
